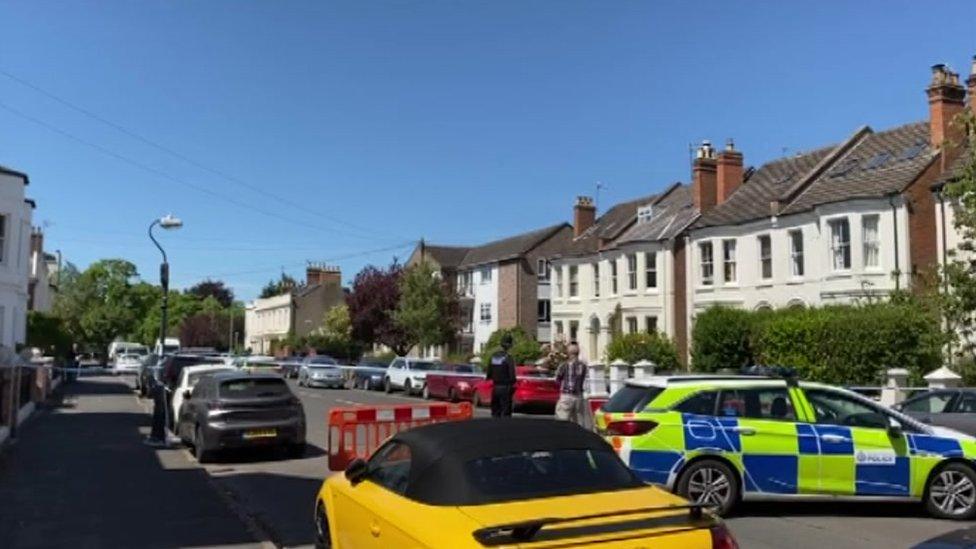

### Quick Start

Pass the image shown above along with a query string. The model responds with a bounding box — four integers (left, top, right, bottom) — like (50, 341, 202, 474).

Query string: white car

(384, 357, 438, 396)
(297, 356, 344, 389)
(172, 364, 236, 420)
(112, 353, 144, 375)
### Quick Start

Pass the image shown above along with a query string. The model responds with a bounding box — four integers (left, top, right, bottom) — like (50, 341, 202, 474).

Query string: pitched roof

(782, 121, 936, 214)
(554, 193, 658, 258)
(458, 223, 570, 268)
(616, 184, 698, 244)
(423, 245, 471, 269)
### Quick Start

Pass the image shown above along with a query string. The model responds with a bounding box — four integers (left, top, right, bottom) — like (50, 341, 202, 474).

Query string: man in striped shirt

(554, 343, 588, 427)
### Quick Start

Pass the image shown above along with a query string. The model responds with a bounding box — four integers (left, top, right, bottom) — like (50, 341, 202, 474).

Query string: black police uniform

(485, 350, 516, 417)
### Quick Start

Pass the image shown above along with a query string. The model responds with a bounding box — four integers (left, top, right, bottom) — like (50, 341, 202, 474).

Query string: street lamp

(145, 214, 182, 447)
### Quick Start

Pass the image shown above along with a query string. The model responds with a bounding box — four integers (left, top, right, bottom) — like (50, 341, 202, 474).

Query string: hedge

(482, 326, 543, 365)
(691, 303, 944, 385)
(605, 331, 680, 371)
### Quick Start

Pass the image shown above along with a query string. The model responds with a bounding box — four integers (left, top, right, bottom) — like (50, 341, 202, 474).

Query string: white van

(155, 337, 181, 355)
(108, 341, 149, 361)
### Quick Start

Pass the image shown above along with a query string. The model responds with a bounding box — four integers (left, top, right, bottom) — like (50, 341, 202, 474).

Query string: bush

(482, 326, 543, 365)
(691, 302, 945, 385)
(691, 306, 757, 372)
(605, 332, 680, 371)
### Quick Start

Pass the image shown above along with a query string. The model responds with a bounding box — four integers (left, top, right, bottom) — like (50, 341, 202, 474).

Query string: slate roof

(423, 245, 471, 269)
(554, 193, 659, 258)
(782, 121, 937, 214)
(457, 223, 570, 268)
(616, 184, 699, 244)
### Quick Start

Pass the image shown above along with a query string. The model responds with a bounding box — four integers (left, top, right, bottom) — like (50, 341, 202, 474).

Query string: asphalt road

(17, 374, 970, 548)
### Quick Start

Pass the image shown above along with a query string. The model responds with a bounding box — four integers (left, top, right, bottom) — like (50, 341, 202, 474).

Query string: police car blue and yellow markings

(603, 377, 976, 505)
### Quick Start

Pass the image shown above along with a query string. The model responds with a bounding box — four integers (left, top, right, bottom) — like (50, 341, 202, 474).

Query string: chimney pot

(927, 63, 966, 150)
(573, 196, 596, 238)
(717, 139, 745, 204)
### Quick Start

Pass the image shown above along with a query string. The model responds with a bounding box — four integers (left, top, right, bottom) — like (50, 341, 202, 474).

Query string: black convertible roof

(389, 418, 627, 505)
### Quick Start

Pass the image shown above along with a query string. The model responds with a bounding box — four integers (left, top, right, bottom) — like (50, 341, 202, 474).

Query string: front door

(801, 388, 910, 496)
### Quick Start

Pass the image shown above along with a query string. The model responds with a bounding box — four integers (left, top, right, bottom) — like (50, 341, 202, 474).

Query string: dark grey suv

(176, 371, 306, 462)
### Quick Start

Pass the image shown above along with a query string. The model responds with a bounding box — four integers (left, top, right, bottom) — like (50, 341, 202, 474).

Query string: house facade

(0, 166, 33, 349)
(27, 228, 57, 314)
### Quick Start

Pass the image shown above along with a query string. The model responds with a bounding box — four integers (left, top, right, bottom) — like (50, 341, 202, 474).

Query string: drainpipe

(936, 187, 952, 362)
(888, 195, 901, 292)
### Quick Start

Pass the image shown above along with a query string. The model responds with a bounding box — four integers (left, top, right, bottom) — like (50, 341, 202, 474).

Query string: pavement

(1, 373, 973, 548)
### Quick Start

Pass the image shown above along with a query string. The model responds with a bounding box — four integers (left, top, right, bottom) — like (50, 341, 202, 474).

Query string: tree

(605, 331, 681, 371)
(395, 261, 459, 349)
(347, 262, 412, 355)
(941, 112, 976, 362)
(483, 326, 542, 365)
(26, 311, 72, 359)
(322, 303, 352, 339)
(187, 279, 234, 308)
(259, 273, 297, 299)
(52, 259, 146, 354)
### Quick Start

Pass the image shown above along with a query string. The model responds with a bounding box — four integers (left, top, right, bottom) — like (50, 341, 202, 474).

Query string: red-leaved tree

(346, 261, 413, 355)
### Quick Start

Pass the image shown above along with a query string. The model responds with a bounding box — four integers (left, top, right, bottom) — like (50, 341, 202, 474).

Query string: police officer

(485, 333, 516, 417)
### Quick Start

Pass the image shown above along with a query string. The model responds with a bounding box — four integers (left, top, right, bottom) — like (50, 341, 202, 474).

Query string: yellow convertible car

(314, 417, 738, 548)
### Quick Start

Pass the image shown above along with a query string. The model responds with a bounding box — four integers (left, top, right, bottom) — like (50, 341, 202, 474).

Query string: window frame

(788, 229, 804, 278)
(479, 303, 492, 323)
(699, 242, 714, 286)
(592, 263, 600, 298)
(553, 266, 562, 298)
(626, 316, 638, 334)
(644, 252, 657, 289)
(610, 260, 618, 295)
(673, 390, 719, 416)
(758, 234, 772, 280)
(862, 214, 881, 269)
(537, 299, 551, 323)
(537, 258, 550, 281)
(480, 267, 493, 284)
(804, 388, 920, 431)
(626, 254, 638, 291)
(828, 218, 852, 272)
(644, 316, 657, 334)
(568, 265, 579, 298)
(722, 239, 737, 284)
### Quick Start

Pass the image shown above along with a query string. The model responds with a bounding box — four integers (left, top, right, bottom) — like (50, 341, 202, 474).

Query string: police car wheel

(677, 459, 738, 516)
(925, 463, 976, 520)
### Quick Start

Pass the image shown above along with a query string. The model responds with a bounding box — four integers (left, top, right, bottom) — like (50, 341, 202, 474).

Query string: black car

(895, 389, 976, 436)
(135, 354, 163, 398)
(351, 358, 389, 390)
(176, 371, 306, 462)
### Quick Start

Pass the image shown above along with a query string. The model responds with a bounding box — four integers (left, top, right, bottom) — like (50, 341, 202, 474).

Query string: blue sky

(2, 1, 975, 300)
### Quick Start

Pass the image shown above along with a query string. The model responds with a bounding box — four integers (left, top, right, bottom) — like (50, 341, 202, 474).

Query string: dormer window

(637, 205, 654, 224)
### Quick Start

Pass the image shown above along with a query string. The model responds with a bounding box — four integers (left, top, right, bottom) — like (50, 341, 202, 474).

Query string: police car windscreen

(463, 449, 642, 503)
(603, 386, 663, 413)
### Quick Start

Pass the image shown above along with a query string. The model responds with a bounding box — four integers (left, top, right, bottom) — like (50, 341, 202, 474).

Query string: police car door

(801, 388, 910, 496)
(716, 385, 805, 495)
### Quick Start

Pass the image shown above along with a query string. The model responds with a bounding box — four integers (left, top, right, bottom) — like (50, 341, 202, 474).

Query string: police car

(596, 373, 976, 519)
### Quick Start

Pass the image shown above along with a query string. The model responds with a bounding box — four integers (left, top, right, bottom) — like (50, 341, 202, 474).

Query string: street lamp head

(158, 214, 183, 230)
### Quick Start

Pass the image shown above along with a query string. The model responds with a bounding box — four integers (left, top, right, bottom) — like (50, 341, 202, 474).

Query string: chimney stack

(692, 140, 718, 212)
(927, 63, 966, 151)
(306, 263, 341, 286)
(573, 196, 596, 238)
(716, 139, 744, 204)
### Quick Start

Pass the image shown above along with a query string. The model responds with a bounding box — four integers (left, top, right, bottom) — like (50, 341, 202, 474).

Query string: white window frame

(479, 302, 492, 323)
(554, 266, 562, 298)
(862, 215, 881, 269)
(789, 229, 804, 278)
(592, 263, 600, 297)
(699, 242, 714, 286)
(758, 234, 772, 280)
(645, 252, 657, 289)
(610, 260, 618, 295)
(829, 218, 852, 271)
(568, 265, 579, 297)
(627, 254, 638, 291)
(626, 316, 638, 334)
(569, 320, 579, 343)
(537, 258, 550, 281)
(644, 316, 657, 333)
(722, 239, 737, 284)
(480, 267, 492, 284)
(537, 299, 551, 323)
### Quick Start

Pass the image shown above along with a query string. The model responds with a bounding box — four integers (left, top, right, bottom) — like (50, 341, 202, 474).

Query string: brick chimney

(716, 139, 744, 204)
(306, 263, 341, 286)
(692, 140, 718, 212)
(927, 63, 966, 151)
(573, 196, 596, 238)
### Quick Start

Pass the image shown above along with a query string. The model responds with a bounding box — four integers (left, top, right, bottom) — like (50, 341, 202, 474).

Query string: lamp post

(145, 214, 182, 447)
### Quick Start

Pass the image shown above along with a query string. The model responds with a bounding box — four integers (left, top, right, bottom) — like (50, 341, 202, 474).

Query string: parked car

(161, 353, 225, 391)
(596, 373, 976, 519)
(313, 418, 736, 548)
(894, 388, 976, 436)
(423, 363, 480, 401)
(171, 364, 236, 421)
(351, 358, 389, 391)
(112, 353, 143, 375)
(472, 366, 560, 411)
(135, 354, 163, 397)
(298, 356, 344, 389)
(279, 356, 304, 379)
(176, 371, 306, 462)
(384, 357, 438, 395)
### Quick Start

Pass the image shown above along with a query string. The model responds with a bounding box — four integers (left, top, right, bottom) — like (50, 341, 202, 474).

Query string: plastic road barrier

(327, 402, 473, 471)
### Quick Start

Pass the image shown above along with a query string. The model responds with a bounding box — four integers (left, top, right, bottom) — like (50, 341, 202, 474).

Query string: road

(2, 374, 970, 548)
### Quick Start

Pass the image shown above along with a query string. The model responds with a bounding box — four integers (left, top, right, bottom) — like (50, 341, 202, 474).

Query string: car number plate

(243, 429, 277, 440)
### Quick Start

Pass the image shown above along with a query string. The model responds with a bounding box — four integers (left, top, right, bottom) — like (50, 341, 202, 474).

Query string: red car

(422, 363, 481, 401)
(473, 366, 560, 411)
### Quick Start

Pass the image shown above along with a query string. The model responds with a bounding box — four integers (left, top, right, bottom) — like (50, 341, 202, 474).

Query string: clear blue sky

(2, 1, 975, 300)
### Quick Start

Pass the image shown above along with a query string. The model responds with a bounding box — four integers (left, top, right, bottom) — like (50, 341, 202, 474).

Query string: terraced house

(549, 189, 698, 363)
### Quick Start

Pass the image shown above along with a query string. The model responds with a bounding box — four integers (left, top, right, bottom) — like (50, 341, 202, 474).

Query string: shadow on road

(210, 471, 324, 547)
(209, 442, 328, 464)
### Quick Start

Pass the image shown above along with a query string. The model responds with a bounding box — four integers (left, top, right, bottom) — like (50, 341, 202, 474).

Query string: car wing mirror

(345, 458, 369, 485)
(887, 417, 904, 438)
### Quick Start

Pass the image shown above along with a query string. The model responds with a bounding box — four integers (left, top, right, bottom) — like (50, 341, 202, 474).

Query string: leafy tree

(691, 306, 758, 372)
(347, 262, 412, 355)
(395, 261, 459, 349)
(483, 326, 542, 365)
(187, 279, 234, 308)
(259, 273, 297, 299)
(605, 331, 680, 371)
(52, 259, 145, 355)
(322, 303, 353, 339)
(26, 311, 72, 359)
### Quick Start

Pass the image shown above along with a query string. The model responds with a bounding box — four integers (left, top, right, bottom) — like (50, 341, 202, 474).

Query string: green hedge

(482, 326, 543, 365)
(605, 331, 680, 371)
(691, 303, 944, 385)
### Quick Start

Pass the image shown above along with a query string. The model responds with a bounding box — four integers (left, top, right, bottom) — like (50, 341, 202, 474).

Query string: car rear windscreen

(463, 449, 642, 503)
(219, 378, 290, 398)
(602, 386, 664, 413)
